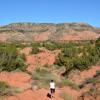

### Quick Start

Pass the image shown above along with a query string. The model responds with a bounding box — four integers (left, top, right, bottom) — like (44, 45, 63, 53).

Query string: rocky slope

(78, 70, 100, 100)
(0, 23, 100, 42)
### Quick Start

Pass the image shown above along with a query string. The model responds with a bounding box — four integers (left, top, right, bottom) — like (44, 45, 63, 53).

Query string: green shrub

(42, 41, 58, 51)
(96, 70, 100, 76)
(85, 74, 100, 84)
(31, 47, 39, 54)
(0, 81, 22, 96)
(56, 41, 100, 75)
(0, 44, 27, 71)
(0, 81, 10, 96)
(32, 68, 60, 88)
(31, 42, 40, 54)
(59, 79, 79, 90)
(60, 92, 73, 100)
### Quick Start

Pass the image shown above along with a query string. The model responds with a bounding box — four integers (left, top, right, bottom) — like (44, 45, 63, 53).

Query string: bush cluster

(0, 44, 26, 71)
(56, 38, 100, 74)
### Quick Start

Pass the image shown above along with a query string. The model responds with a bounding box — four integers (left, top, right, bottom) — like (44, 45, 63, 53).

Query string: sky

(0, 0, 100, 27)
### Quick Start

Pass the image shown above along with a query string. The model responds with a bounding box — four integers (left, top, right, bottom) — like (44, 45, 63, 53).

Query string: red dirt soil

(70, 66, 100, 84)
(0, 47, 100, 100)
(33, 32, 51, 41)
(59, 31, 100, 41)
(1, 65, 99, 100)
(0, 34, 10, 42)
(0, 71, 32, 90)
(25, 49, 60, 72)
(6, 89, 63, 100)
(60, 66, 100, 100)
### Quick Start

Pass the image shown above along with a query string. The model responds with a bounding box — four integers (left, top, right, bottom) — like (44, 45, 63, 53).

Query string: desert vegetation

(0, 81, 21, 97)
(56, 38, 100, 75)
(0, 38, 99, 76)
(0, 36, 99, 100)
(78, 70, 100, 100)
(60, 91, 73, 100)
(0, 43, 26, 71)
(32, 67, 79, 90)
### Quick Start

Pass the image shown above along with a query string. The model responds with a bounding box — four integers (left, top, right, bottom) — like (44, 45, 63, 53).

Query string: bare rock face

(0, 23, 100, 42)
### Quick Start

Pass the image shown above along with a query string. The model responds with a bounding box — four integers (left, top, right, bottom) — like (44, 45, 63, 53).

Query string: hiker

(50, 80, 55, 98)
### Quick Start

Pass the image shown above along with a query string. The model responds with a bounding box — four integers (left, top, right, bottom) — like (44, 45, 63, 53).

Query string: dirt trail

(6, 89, 63, 100)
